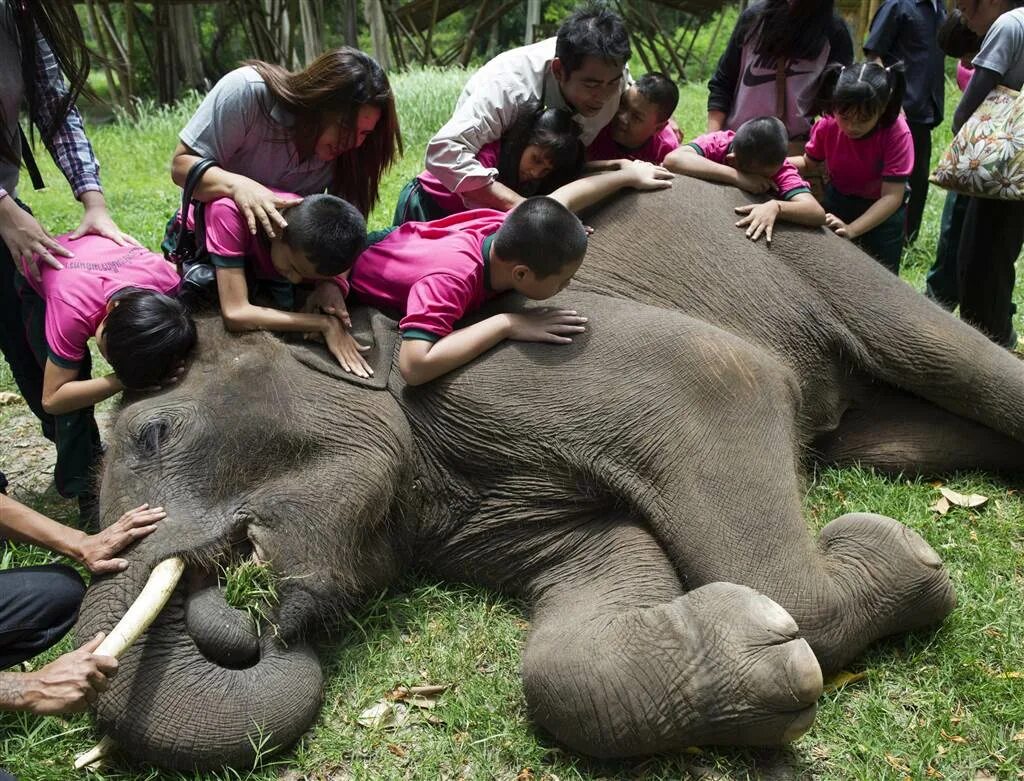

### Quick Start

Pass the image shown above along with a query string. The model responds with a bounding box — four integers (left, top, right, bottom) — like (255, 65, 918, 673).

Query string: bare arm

(827, 181, 903, 239)
(460, 181, 526, 212)
(41, 360, 122, 416)
(216, 267, 372, 376)
(777, 192, 827, 227)
(787, 154, 821, 175)
(663, 147, 739, 185)
(0, 635, 117, 715)
(547, 163, 673, 214)
(733, 192, 826, 244)
(706, 110, 726, 132)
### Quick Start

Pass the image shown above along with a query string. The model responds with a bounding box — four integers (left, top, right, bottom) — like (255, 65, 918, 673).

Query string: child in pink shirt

(195, 192, 373, 377)
(15, 234, 195, 498)
(394, 106, 584, 225)
(663, 116, 826, 244)
(347, 161, 673, 385)
(792, 62, 913, 273)
(587, 73, 681, 166)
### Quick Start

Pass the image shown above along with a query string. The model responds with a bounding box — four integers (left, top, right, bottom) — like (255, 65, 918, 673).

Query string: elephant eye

(136, 419, 170, 457)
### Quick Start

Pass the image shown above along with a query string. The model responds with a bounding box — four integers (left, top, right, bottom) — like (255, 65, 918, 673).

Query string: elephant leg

(519, 517, 822, 757)
(638, 347, 956, 674)
(813, 383, 1024, 476)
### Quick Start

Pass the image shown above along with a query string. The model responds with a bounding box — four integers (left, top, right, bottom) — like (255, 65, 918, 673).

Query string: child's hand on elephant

(735, 201, 782, 244)
(324, 318, 373, 378)
(302, 280, 352, 328)
(506, 308, 588, 344)
(623, 160, 674, 191)
(14, 633, 118, 714)
(75, 503, 168, 574)
(734, 172, 773, 194)
(825, 213, 857, 239)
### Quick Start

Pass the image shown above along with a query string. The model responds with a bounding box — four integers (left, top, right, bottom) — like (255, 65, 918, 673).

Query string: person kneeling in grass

(195, 192, 374, 377)
(663, 115, 825, 244)
(12, 236, 196, 516)
(313, 161, 672, 386)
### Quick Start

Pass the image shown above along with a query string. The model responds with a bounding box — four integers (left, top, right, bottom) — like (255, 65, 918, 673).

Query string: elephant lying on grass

(75, 177, 1023, 770)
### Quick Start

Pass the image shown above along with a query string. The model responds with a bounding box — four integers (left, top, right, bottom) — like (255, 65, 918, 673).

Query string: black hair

(811, 61, 906, 129)
(494, 197, 588, 279)
(937, 10, 982, 59)
(104, 289, 197, 390)
(749, 0, 841, 61)
(497, 104, 584, 196)
(732, 116, 788, 169)
(555, 4, 631, 77)
(635, 73, 679, 123)
(279, 194, 367, 276)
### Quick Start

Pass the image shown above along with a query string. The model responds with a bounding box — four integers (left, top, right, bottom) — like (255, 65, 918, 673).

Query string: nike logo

(741, 64, 814, 87)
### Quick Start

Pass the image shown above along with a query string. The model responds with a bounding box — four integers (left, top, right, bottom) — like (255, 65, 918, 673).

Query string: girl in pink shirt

(793, 61, 912, 273)
(393, 105, 583, 225)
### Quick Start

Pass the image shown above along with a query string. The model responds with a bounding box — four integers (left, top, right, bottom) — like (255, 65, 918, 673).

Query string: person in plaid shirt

(0, 0, 137, 521)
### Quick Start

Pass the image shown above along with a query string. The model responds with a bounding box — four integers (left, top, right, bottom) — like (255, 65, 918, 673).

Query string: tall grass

(1, 67, 1023, 781)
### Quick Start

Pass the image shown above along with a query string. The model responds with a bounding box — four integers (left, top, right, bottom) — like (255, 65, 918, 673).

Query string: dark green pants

(11, 272, 101, 498)
(392, 178, 450, 226)
(824, 185, 906, 274)
(925, 191, 969, 310)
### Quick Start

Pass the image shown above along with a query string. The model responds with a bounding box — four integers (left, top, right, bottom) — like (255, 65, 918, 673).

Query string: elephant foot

(811, 513, 956, 671)
(523, 582, 823, 757)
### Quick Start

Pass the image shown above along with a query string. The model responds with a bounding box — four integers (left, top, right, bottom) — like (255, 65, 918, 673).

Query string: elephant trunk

(76, 560, 323, 770)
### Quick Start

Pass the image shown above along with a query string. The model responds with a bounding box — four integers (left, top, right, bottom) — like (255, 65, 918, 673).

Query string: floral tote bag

(931, 85, 1024, 200)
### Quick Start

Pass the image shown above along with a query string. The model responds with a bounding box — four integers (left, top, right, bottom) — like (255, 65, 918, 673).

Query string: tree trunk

(341, 0, 359, 47)
(170, 3, 205, 91)
(298, 0, 324, 64)
(363, 0, 391, 70)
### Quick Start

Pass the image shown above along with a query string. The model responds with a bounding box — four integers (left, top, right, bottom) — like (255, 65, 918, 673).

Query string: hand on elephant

(76, 503, 167, 573)
(734, 172, 773, 195)
(302, 280, 352, 328)
(15, 633, 118, 714)
(506, 308, 588, 344)
(324, 318, 373, 378)
(825, 213, 858, 239)
(622, 160, 674, 191)
(735, 201, 783, 245)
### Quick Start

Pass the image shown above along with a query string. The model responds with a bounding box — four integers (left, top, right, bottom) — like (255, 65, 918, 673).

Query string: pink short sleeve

(651, 125, 680, 163)
(881, 120, 915, 180)
(804, 118, 832, 162)
(45, 297, 93, 365)
(202, 198, 252, 259)
(773, 160, 811, 200)
(400, 273, 478, 340)
(689, 131, 731, 163)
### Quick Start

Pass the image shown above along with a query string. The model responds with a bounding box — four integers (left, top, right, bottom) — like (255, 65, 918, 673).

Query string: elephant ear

(287, 305, 398, 390)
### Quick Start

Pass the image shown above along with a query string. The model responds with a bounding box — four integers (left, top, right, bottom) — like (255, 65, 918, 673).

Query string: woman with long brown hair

(170, 47, 402, 236)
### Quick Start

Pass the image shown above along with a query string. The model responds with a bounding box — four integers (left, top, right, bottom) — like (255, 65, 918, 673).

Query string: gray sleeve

(973, 13, 1024, 80)
(179, 68, 263, 164)
(424, 74, 530, 194)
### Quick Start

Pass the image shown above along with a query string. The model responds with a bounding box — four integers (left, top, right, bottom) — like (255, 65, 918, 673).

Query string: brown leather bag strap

(775, 58, 788, 121)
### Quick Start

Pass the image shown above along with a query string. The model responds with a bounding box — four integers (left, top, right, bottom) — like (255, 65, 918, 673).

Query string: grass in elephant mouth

(219, 558, 280, 635)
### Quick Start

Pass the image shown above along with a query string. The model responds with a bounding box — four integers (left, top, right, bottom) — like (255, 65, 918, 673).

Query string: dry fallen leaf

(885, 754, 911, 773)
(387, 744, 406, 758)
(926, 767, 944, 778)
(939, 486, 988, 509)
(388, 683, 449, 709)
(1012, 731, 1024, 742)
(516, 769, 535, 781)
(974, 771, 997, 781)
(930, 497, 951, 515)
(823, 670, 868, 691)
(357, 701, 394, 729)
(0, 392, 23, 406)
(941, 729, 968, 744)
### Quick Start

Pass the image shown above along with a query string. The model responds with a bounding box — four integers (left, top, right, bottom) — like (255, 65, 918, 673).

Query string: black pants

(0, 563, 85, 669)
(906, 122, 934, 244)
(926, 191, 969, 310)
(958, 197, 1024, 348)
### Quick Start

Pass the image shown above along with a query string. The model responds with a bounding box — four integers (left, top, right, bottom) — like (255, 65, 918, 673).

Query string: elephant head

(75, 314, 414, 769)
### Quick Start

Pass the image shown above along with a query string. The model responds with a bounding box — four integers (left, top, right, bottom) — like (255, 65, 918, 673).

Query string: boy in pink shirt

(14, 234, 195, 499)
(196, 192, 373, 377)
(663, 116, 826, 245)
(587, 73, 681, 166)
(345, 161, 673, 385)
(792, 62, 913, 273)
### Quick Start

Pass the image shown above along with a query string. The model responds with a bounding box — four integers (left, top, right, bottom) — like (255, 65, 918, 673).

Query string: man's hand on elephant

(735, 201, 782, 244)
(623, 160, 674, 191)
(76, 503, 167, 573)
(734, 172, 773, 195)
(14, 633, 118, 714)
(324, 318, 373, 378)
(303, 280, 352, 328)
(0, 195, 74, 281)
(825, 213, 857, 239)
(507, 309, 588, 344)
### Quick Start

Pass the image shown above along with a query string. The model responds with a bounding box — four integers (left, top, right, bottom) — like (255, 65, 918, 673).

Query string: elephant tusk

(74, 735, 116, 770)
(96, 556, 185, 658)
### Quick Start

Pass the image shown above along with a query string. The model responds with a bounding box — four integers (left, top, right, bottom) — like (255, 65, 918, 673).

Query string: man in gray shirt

(425, 5, 630, 212)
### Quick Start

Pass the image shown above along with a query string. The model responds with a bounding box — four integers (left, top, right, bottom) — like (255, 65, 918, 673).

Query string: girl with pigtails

(791, 62, 913, 274)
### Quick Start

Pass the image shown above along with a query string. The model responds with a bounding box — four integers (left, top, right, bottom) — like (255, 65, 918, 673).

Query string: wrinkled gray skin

(76, 178, 1024, 770)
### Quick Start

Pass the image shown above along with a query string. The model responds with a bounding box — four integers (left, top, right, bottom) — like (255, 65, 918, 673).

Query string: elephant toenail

(781, 705, 817, 742)
(759, 595, 799, 636)
(785, 639, 824, 704)
(902, 527, 942, 568)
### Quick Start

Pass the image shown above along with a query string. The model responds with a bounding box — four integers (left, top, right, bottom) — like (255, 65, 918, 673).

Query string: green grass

(2, 68, 1024, 780)
(221, 560, 280, 634)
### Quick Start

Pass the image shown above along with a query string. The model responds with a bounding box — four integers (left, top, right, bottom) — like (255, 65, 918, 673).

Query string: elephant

(74, 176, 1024, 771)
